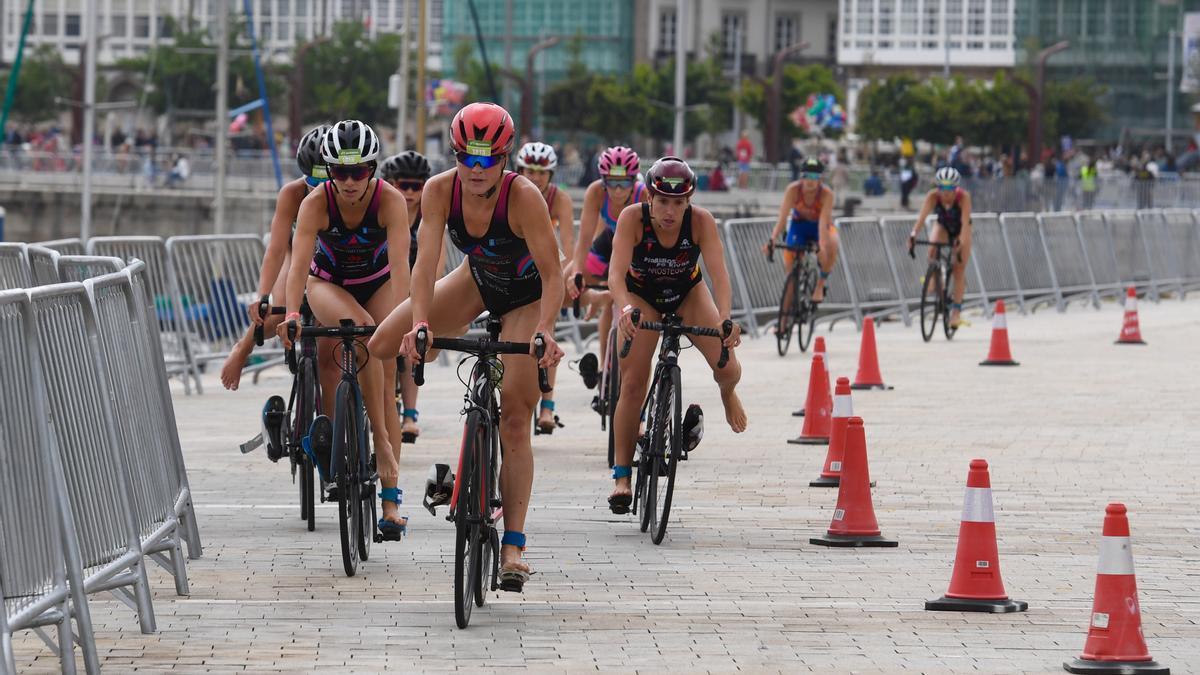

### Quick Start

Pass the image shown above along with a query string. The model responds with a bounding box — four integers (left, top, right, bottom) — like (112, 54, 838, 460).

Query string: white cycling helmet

(934, 166, 961, 188)
(516, 141, 558, 171)
(321, 119, 381, 166)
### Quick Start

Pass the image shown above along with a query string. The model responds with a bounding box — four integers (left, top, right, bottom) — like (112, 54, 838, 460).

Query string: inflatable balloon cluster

(790, 94, 845, 136)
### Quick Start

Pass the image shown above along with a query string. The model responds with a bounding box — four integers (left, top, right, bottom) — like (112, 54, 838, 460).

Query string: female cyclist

(567, 146, 648, 386)
(378, 150, 445, 443)
(515, 141, 575, 433)
(908, 166, 973, 328)
(278, 120, 411, 540)
(369, 103, 565, 589)
(221, 124, 329, 391)
(766, 156, 840, 303)
(605, 156, 747, 513)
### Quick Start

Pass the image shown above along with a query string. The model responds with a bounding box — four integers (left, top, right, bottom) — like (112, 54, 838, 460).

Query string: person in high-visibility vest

(1079, 158, 1098, 210)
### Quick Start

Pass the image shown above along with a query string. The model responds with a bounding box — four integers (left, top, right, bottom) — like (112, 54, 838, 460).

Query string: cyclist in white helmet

(278, 119, 413, 540)
(515, 141, 576, 433)
(908, 166, 974, 328)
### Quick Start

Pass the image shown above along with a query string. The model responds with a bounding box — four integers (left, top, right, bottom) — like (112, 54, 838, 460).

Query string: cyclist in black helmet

(221, 124, 335, 391)
(379, 150, 445, 443)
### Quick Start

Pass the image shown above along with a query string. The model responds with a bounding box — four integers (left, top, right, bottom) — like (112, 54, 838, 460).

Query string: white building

(635, 0, 840, 76)
(837, 0, 1015, 71)
(1, 0, 443, 69)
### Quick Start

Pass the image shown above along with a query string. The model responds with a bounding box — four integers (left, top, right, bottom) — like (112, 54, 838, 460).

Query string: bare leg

(813, 230, 840, 303)
(222, 251, 291, 390)
(677, 284, 746, 432)
(496, 301, 545, 575)
(399, 357, 421, 438)
(610, 297, 661, 503)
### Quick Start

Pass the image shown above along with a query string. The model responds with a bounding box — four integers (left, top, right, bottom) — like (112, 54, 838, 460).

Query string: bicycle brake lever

(253, 296, 269, 346)
(718, 319, 733, 369)
(533, 333, 551, 394)
(413, 327, 428, 387)
(572, 273, 583, 319)
(619, 309, 640, 358)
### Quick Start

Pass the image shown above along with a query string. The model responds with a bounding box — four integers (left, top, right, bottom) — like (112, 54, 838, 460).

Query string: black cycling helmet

(296, 124, 331, 179)
(799, 156, 825, 175)
(645, 156, 696, 198)
(380, 151, 432, 181)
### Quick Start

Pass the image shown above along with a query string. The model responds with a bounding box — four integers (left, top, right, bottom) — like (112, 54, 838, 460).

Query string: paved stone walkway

(14, 297, 1200, 673)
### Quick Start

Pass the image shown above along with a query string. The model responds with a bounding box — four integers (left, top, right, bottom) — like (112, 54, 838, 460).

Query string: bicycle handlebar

(619, 309, 733, 368)
(252, 300, 288, 346)
(412, 326, 550, 392)
(572, 273, 609, 318)
(765, 239, 816, 263)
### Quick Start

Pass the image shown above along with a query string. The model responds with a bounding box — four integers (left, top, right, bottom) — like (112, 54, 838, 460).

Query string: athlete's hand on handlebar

(565, 268, 583, 300)
(277, 315, 302, 350)
(762, 239, 775, 259)
(249, 295, 269, 326)
(722, 320, 742, 350)
(617, 304, 639, 344)
(532, 331, 564, 369)
(907, 233, 917, 259)
(399, 321, 430, 361)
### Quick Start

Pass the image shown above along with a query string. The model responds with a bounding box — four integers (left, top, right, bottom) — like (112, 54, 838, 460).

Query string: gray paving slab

(12, 298, 1200, 673)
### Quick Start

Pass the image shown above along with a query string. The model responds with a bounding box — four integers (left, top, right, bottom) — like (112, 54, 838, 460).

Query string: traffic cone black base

(1113, 339, 1147, 346)
(792, 408, 805, 417)
(925, 596, 1028, 613)
(979, 358, 1020, 366)
(809, 475, 839, 488)
(850, 383, 894, 391)
(789, 436, 828, 445)
(809, 533, 897, 548)
(1063, 658, 1168, 674)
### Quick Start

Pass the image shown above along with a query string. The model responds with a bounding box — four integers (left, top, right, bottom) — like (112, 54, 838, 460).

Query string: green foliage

(0, 44, 74, 123)
(113, 17, 285, 116)
(450, 39, 494, 105)
(301, 22, 401, 123)
(856, 72, 1105, 148)
(736, 63, 844, 140)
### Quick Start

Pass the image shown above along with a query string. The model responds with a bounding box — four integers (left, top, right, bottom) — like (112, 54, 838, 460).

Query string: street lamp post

(765, 41, 808, 164)
(1031, 41, 1069, 168)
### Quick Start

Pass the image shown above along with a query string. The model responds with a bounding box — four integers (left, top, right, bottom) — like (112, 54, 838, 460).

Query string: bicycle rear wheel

(454, 410, 486, 629)
(776, 270, 797, 356)
(333, 382, 361, 577)
(920, 265, 942, 342)
(797, 263, 819, 352)
(650, 368, 682, 545)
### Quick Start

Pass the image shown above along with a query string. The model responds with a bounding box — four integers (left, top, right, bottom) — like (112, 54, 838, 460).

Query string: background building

(1015, 0, 1199, 144)
(1, 0, 444, 68)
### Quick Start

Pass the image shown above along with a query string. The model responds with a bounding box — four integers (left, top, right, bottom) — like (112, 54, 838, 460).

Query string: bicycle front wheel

(604, 329, 621, 468)
(296, 358, 318, 531)
(920, 265, 942, 342)
(454, 410, 486, 629)
(797, 264, 819, 352)
(776, 270, 797, 356)
(333, 382, 361, 577)
(649, 368, 681, 545)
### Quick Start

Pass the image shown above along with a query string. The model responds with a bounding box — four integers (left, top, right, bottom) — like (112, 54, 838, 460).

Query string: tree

(737, 63, 844, 145)
(0, 44, 74, 123)
(450, 39, 495, 105)
(113, 18, 284, 117)
(1042, 78, 1106, 143)
(855, 73, 1029, 148)
(301, 22, 401, 123)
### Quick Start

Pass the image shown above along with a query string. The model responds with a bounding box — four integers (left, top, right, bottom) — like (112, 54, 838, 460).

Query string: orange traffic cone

(810, 417, 897, 547)
(926, 459, 1027, 613)
(1115, 287, 1147, 345)
(1064, 504, 1168, 674)
(793, 337, 829, 417)
(810, 378, 876, 489)
(851, 317, 893, 390)
(979, 300, 1019, 366)
(789, 353, 830, 445)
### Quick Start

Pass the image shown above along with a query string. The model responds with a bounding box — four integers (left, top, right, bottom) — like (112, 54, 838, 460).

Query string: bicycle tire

(776, 269, 797, 356)
(650, 368, 682, 545)
(605, 329, 621, 468)
(333, 381, 360, 577)
(920, 265, 942, 342)
(797, 263, 818, 352)
(636, 374, 661, 534)
(942, 268, 958, 340)
(454, 410, 486, 629)
(299, 358, 318, 532)
(356, 418, 373, 562)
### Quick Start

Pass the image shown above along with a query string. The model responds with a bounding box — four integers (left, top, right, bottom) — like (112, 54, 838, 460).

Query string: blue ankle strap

(402, 408, 419, 421)
(612, 465, 632, 480)
(539, 399, 555, 411)
(820, 270, 831, 280)
(380, 487, 402, 505)
(951, 303, 963, 311)
(501, 531, 526, 549)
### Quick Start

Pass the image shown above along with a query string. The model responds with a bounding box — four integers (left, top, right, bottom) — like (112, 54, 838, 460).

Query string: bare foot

(721, 387, 748, 433)
(401, 417, 420, 440)
(537, 405, 556, 431)
(220, 340, 253, 390)
(381, 499, 408, 527)
(500, 544, 530, 574)
(609, 476, 632, 501)
(811, 278, 826, 303)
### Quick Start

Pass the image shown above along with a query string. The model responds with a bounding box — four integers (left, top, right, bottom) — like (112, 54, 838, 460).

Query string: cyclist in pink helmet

(567, 146, 649, 384)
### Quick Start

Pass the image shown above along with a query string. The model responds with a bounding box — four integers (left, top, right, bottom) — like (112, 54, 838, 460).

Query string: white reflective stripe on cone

(1125, 297, 1137, 311)
(960, 487, 995, 523)
(992, 313, 1007, 329)
(832, 394, 853, 418)
(819, 351, 830, 374)
(1097, 536, 1136, 575)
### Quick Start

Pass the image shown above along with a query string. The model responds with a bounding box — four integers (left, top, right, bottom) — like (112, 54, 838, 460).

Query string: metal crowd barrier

(25, 246, 60, 287)
(87, 236, 198, 393)
(720, 208, 1200, 338)
(0, 244, 31, 291)
(35, 238, 87, 256)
